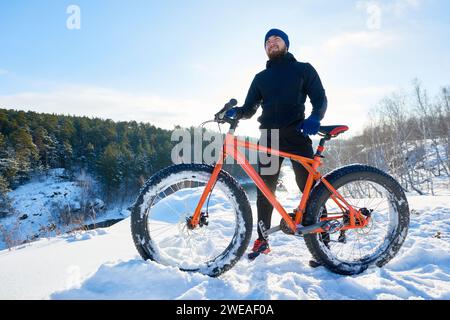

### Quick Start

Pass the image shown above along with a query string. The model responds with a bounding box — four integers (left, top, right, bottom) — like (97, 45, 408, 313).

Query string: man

(225, 28, 327, 263)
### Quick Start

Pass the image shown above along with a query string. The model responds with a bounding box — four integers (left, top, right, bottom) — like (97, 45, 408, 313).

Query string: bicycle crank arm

(265, 225, 282, 236)
(258, 220, 282, 239)
(296, 220, 343, 235)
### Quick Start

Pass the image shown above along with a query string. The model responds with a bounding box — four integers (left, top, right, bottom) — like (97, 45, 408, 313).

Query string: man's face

(265, 35, 287, 59)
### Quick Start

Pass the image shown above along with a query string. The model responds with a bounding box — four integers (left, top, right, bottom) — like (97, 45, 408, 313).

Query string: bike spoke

(321, 178, 400, 265)
(143, 178, 237, 269)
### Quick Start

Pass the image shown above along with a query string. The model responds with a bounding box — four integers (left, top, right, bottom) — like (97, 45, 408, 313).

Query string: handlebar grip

(224, 98, 237, 110)
(215, 98, 238, 120)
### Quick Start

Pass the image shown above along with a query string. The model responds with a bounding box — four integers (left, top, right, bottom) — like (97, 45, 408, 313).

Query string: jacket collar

(266, 52, 297, 68)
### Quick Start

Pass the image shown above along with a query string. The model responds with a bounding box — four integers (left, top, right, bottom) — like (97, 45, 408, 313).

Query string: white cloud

(0, 69, 8, 76)
(320, 0, 422, 55)
(0, 85, 207, 130)
(190, 63, 209, 73)
(0, 83, 397, 138)
(324, 31, 396, 52)
(387, 0, 422, 16)
(323, 84, 397, 135)
(288, 32, 401, 137)
(357, 0, 423, 13)
(357, 0, 423, 30)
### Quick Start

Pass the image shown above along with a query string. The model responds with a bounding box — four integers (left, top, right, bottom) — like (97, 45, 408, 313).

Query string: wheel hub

(186, 211, 209, 230)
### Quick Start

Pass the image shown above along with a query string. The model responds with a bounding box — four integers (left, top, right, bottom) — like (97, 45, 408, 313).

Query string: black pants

(256, 122, 314, 240)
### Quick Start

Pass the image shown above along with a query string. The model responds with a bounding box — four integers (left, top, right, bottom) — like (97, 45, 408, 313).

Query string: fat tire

(303, 164, 410, 275)
(130, 163, 253, 277)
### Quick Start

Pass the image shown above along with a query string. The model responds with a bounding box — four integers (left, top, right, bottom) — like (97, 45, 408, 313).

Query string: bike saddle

(318, 125, 349, 138)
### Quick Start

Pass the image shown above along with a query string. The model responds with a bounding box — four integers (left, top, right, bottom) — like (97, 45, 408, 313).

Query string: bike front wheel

(131, 163, 253, 277)
(303, 164, 410, 275)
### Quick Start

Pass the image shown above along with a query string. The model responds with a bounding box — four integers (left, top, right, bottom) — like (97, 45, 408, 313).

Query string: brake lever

(200, 120, 217, 127)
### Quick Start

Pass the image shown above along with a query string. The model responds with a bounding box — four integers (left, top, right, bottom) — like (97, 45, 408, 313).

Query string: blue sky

(0, 0, 449, 137)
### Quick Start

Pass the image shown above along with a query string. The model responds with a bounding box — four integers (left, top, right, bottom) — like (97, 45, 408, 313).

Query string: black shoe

(309, 260, 322, 268)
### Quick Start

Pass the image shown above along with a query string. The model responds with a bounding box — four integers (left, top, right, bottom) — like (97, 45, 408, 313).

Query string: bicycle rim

(140, 171, 242, 271)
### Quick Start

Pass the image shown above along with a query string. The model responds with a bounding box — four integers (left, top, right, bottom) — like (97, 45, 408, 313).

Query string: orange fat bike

(131, 99, 410, 276)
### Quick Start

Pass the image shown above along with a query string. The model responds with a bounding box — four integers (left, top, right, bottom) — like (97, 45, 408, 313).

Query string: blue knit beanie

(264, 29, 290, 49)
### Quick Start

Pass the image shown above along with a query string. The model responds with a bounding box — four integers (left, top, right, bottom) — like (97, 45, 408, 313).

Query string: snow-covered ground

(0, 183, 448, 300)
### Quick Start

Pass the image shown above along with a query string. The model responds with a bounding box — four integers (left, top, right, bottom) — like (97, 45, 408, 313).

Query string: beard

(267, 46, 287, 59)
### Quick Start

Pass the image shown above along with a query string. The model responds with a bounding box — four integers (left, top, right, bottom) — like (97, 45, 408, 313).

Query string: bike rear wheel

(131, 163, 252, 277)
(303, 164, 410, 275)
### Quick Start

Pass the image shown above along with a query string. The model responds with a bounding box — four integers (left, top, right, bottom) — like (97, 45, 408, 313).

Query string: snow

(0, 190, 448, 300)
(0, 162, 448, 300)
(0, 222, 135, 300)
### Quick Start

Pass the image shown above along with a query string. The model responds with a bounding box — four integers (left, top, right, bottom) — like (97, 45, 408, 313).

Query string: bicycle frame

(190, 130, 370, 235)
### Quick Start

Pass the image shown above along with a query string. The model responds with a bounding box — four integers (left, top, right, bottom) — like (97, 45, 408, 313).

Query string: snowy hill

(0, 192, 448, 300)
(0, 169, 129, 250)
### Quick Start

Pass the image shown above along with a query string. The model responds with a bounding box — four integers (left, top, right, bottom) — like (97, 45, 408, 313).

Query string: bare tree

(413, 79, 448, 179)
(312, 81, 448, 195)
(437, 86, 450, 172)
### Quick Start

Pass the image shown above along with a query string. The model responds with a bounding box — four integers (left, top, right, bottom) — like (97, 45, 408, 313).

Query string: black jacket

(237, 52, 327, 129)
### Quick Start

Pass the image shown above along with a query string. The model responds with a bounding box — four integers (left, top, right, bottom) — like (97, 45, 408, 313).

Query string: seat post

(314, 135, 331, 157)
(315, 125, 348, 157)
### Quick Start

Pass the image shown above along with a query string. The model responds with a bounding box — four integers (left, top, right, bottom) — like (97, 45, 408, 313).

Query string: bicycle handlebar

(214, 98, 237, 122)
(198, 99, 240, 131)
